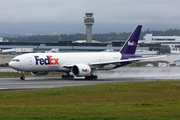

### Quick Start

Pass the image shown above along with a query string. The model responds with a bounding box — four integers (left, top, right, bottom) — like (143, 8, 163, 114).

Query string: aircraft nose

(9, 61, 18, 69)
(9, 61, 13, 68)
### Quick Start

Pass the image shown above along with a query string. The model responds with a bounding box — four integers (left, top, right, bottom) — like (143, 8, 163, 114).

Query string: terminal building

(0, 38, 3, 42)
(0, 34, 179, 55)
(140, 34, 180, 44)
(139, 34, 180, 54)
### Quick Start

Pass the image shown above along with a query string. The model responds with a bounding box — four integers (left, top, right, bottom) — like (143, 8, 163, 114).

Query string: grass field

(0, 81, 179, 120)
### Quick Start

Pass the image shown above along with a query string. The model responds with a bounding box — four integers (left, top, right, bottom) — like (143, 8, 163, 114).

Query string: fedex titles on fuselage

(34, 56, 59, 65)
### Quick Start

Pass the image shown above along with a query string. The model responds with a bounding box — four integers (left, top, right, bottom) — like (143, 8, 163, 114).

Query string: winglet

(120, 25, 142, 54)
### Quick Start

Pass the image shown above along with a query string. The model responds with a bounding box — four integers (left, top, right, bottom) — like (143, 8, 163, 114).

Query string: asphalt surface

(0, 77, 169, 90)
(0, 67, 180, 90)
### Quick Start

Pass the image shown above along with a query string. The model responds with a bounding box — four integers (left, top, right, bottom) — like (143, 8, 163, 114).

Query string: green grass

(0, 81, 179, 119)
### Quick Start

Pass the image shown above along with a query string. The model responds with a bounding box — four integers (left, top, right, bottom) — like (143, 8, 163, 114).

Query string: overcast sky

(0, 0, 180, 34)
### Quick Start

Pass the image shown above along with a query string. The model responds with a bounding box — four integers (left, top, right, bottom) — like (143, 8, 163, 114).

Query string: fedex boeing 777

(9, 25, 165, 80)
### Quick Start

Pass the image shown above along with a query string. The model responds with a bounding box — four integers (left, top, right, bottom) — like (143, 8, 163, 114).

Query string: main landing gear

(62, 72, 74, 79)
(61, 72, 98, 80)
(85, 74, 98, 80)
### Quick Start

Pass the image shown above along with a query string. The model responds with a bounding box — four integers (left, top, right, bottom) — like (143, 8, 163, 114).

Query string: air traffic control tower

(84, 13, 94, 43)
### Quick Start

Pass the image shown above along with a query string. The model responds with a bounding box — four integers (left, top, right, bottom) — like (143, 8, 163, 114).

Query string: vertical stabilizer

(120, 25, 142, 54)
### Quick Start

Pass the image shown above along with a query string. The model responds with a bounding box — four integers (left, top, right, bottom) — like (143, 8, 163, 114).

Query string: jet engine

(31, 72, 49, 76)
(71, 64, 91, 77)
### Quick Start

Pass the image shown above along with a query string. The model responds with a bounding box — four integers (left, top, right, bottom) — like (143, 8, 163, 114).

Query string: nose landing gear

(20, 76, 25, 80)
(18, 71, 25, 80)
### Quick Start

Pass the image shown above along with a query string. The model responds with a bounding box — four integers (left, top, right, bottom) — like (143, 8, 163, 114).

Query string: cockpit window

(12, 59, 20, 62)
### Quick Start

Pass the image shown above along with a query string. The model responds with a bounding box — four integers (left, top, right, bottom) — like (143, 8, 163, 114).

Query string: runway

(0, 77, 169, 90)
(0, 67, 180, 90)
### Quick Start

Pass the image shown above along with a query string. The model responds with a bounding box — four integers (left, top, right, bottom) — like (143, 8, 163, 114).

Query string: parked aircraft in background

(9, 25, 165, 80)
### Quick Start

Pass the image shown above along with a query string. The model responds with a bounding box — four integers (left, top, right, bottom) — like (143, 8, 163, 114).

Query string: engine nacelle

(31, 72, 49, 76)
(71, 64, 91, 77)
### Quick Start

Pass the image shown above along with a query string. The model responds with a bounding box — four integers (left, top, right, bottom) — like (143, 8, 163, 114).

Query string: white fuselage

(9, 52, 122, 72)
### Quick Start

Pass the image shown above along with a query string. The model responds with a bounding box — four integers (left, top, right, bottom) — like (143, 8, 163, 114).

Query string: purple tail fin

(120, 25, 142, 54)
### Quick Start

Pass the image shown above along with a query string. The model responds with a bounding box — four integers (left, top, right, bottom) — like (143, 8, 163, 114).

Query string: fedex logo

(34, 56, 59, 65)
(128, 41, 136, 46)
(82, 69, 89, 72)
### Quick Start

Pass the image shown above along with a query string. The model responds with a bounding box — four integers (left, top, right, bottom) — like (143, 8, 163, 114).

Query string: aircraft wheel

(85, 75, 98, 80)
(91, 75, 97, 80)
(85, 76, 90, 80)
(62, 75, 65, 79)
(20, 76, 25, 80)
(62, 75, 74, 79)
(70, 75, 74, 79)
(94, 75, 98, 80)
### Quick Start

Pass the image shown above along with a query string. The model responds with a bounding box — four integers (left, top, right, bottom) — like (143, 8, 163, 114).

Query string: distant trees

(4, 29, 180, 42)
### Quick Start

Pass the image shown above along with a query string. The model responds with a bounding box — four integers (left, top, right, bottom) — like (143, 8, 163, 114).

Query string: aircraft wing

(89, 55, 167, 66)
(63, 55, 166, 67)
(62, 64, 74, 68)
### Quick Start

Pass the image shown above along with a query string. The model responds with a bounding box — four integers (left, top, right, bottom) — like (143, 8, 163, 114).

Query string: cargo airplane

(9, 25, 165, 80)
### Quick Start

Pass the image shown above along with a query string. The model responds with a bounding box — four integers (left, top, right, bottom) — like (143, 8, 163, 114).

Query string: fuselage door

(28, 57, 32, 65)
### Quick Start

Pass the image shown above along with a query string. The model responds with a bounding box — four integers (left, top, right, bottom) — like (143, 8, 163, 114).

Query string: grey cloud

(0, 0, 180, 34)
(0, 0, 179, 23)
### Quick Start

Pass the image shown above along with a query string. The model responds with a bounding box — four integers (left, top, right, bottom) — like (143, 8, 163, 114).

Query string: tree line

(4, 29, 180, 43)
